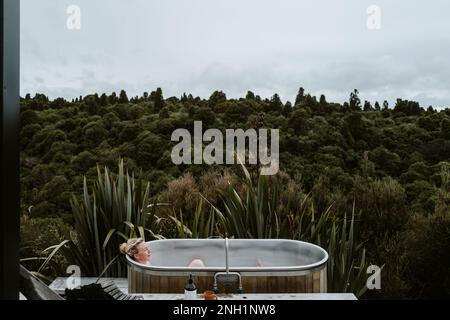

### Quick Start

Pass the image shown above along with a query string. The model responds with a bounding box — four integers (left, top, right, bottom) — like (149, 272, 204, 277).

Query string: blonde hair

(119, 238, 145, 259)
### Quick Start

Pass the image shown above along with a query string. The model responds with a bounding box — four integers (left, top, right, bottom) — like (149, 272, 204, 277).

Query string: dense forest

(19, 87, 450, 299)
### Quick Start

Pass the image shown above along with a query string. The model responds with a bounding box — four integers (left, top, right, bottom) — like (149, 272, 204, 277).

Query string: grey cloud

(20, 0, 450, 109)
(79, 55, 97, 65)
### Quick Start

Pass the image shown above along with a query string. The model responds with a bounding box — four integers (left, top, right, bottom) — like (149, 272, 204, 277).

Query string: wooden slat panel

(160, 275, 168, 293)
(268, 276, 277, 293)
(126, 266, 328, 294)
(307, 274, 313, 293)
(104, 285, 117, 293)
(313, 271, 320, 293)
(113, 292, 124, 300)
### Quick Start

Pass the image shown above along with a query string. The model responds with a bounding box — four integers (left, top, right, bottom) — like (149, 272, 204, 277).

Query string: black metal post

(1, 0, 20, 300)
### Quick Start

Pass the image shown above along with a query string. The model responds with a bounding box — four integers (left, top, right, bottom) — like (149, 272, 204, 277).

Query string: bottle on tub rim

(184, 274, 197, 300)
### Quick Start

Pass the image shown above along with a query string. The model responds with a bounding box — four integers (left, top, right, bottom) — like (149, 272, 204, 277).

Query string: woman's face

(134, 241, 151, 264)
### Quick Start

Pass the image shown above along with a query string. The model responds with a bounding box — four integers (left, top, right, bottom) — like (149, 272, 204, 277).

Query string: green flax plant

(169, 198, 220, 239)
(61, 159, 164, 277)
(326, 204, 370, 297)
(207, 164, 283, 238)
(206, 164, 369, 297)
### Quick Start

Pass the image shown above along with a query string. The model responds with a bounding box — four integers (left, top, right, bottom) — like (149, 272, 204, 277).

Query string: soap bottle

(184, 274, 197, 300)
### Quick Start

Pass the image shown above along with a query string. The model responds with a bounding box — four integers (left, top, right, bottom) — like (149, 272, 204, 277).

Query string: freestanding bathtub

(126, 238, 328, 294)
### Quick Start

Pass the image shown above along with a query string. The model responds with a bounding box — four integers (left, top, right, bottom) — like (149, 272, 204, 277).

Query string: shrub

(403, 213, 450, 298)
(20, 214, 71, 282)
(159, 173, 200, 221)
(352, 176, 409, 239)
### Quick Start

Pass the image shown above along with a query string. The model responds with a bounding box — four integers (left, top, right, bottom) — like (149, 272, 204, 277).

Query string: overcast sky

(21, 0, 450, 108)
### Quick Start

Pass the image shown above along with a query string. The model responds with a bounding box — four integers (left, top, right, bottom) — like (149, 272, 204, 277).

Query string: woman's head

(119, 238, 150, 264)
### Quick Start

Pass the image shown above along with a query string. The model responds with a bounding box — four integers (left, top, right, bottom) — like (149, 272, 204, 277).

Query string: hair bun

(119, 242, 128, 255)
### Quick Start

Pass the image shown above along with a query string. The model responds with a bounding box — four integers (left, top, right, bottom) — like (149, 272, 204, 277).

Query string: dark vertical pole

(1, 0, 20, 300)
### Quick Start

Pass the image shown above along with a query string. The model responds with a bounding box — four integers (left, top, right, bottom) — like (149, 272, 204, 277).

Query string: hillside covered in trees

(19, 88, 450, 299)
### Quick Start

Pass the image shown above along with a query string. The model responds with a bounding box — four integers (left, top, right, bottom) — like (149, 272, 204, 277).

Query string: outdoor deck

(49, 277, 357, 300)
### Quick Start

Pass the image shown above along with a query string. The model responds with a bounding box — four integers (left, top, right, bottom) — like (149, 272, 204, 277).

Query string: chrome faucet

(213, 237, 244, 294)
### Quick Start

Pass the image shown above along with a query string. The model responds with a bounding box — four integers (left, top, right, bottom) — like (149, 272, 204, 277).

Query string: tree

(353, 176, 408, 239)
(84, 122, 108, 148)
(288, 108, 309, 134)
(374, 101, 381, 111)
(194, 106, 216, 126)
(394, 99, 423, 116)
(21, 109, 39, 126)
(209, 90, 227, 107)
(152, 87, 165, 112)
(29, 128, 68, 156)
(70, 150, 97, 172)
(102, 112, 120, 130)
(349, 89, 361, 111)
(109, 92, 118, 104)
(21, 124, 42, 148)
(441, 118, 450, 139)
(363, 100, 373, 111)
(319, 94, 327, 106)
(136, 134, 165, 168)
(86, 96, 99, 115)
(246, 91, 255, 100)
(303, 94, 318, 107)
(419, 139, 450, 163)
(221, 102, 252, 124)
(418, 116, 438, 131)
(404, 213, 450, 298)
(119, 90, 129, 103)
(50, 97, 67, 109)
(295, 87, 305, 106)
(268, 93, 283, 112)
(344, 113, 366, 141)
(159, 106, 170, 119)
(282, 101, 293, 116)
(99, 93, 108, 106)
(370, 146, 401, 176)
(118, 123, 141, 143)
(129, 104, 145, 120)
(342, 102, 351, 112)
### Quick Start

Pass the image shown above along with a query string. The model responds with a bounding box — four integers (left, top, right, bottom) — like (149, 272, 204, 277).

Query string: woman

(119, 238, 205, 267)
(119, 238, 151, 265)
